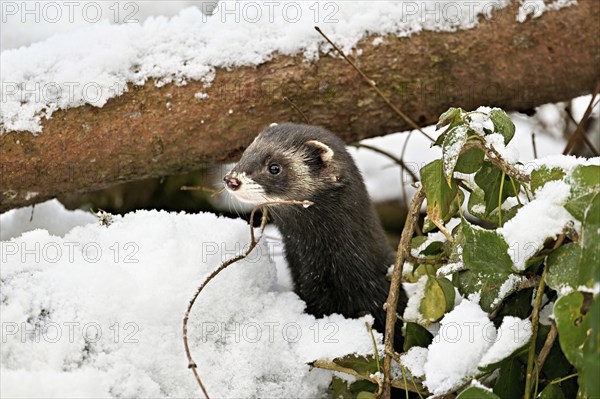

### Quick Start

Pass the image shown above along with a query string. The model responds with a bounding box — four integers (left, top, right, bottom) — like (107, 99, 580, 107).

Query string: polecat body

(224, 123, 407, 349)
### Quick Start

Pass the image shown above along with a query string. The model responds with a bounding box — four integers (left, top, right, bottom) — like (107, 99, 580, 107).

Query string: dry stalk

(462, 140, 531, 183)
(563, 82, 600, 156)
(314, 26, 434, 143)
(537, 320, 558, 372)
(381, 185, 426, 399)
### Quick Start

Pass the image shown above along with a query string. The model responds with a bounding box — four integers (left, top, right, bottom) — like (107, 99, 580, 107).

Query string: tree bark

(1, 1, 598, 212)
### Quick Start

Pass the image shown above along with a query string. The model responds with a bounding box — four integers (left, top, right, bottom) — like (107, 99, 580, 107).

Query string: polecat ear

(305, 140, 334, 164)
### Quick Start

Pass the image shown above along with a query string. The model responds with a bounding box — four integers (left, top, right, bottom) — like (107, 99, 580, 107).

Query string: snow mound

(0, 202, 377, 398)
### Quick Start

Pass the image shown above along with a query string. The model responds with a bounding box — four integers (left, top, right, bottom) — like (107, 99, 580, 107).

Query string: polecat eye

(268, 163, 281, 175)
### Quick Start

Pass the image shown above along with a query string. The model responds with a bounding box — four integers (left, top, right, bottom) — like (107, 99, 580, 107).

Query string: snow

(349, 108, 567, 203)
(411, 218, 460, 258)
(517, 0, 578, 23)
(422, 299, 495, 395)
(485, 133, 519, 164)
(400, 346, 427, 378)
(0, 200, 378, 398)
(403, 276, 428, 324)
(499, 179, 575, 271)
(0, 199, 95, 241)
(469, 107, 494, 134)
(478, 317, 532, 368)
(492, 274, 526, 307)
(444, 125, 470, 179)
(470, 379, 493, 392)
(1, 1, 515, 133)
(521, 154, 600, 176)
(539, 301, 555, 326)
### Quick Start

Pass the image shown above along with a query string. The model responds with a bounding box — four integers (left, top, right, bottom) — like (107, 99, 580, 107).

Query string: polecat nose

(224, 176, 241, 191)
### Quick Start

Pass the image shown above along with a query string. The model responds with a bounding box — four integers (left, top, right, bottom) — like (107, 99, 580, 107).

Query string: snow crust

(403, 276, 428, 324)
(401, 300, 532, 396)
(0, 199, 95, 241)
(0, 200, 378, 398)
(422, 300, 494, 395)
(498, 179, 574, 271)
(478, 316, 531, 367)
(400, 346, 427, 378)
(517, 0, 578, 23)
(1, 1, 514, 133)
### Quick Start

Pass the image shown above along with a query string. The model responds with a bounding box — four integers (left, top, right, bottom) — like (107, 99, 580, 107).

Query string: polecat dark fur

(224, 123, 407, 349)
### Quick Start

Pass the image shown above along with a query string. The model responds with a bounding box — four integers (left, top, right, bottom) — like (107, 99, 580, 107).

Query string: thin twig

(283, 96, 311, 124)
(181, 185, 225, 197)
(182, 199, 313, 399)
(524, 232, 565, 399)
(382, 186, 426, 399)
(310, 360, 426, 394)
(462, 140, 531, 183)
(405, 253, 448, 266)
(531, 131, 538, 159)
(564, 109, 600, 156)
(354, 143, 419, 183)
(314, 26, 434, 143)
(366, 322, 381, 372)
(536, 320, 558, 373)
(563, 83, 600, 155)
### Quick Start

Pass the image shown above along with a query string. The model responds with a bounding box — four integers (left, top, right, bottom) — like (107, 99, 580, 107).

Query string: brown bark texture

(1, 2, 599, 212)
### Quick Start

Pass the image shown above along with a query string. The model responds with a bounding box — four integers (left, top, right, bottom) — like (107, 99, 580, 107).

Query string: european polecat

(224, 123, 407, 349)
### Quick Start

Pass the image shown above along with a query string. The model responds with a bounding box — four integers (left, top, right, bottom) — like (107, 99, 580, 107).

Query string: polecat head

(223, 123, 356, 204)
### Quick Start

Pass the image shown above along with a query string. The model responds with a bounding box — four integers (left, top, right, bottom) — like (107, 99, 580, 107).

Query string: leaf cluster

(320, 107, 600, 398)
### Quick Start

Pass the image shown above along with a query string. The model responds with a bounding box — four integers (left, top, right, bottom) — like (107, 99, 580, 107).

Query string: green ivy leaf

(531, 166, 566, 193)
(564, 165, 600, 221)
(437, 277, 456, 313)
(455, 220, 516, 312)
(554, 291, 590, 369)
(403, 322, 434, 352)
(420, 241, 444, 256)
(461, 220, 513, 274)
(421, 160, 459, 224)
(570, 165, 600, 196)
(538, 384, 566, 399)
(548, 192, 600, 292)
(457, 386, 501, 399)
(455, 147, 485, 174)
(492, 358, 525, 399)
(331, 376, 353, 399)
(474, 161, 520, 215)
(581, 295, 600, 399)
(333, 354, 378, 375)
(442, 125, 469, 185)
(420, 276, 454, 323)
(564, 192, 596, 221)
(356, 391, 375, 399)
(545, 243, 583, 292)
(489, 109, 515, 144)
(436, 107, 462, 130)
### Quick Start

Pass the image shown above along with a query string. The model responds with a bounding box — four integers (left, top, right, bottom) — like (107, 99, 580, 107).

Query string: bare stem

(536, 320, 558, 373)
(353, 143, 419, 183)
(314, 26, 434, 143)
(462, 140, 531, 183)
(182, 199, 313, 398)
(524, 259, 550, 399)
(563, 82, 600, 156)
(381, 186, 426, 399)
(283, 96, 311, 124)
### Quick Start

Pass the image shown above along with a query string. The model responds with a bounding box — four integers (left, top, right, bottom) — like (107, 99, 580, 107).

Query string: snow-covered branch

(1, 1, 598, 211)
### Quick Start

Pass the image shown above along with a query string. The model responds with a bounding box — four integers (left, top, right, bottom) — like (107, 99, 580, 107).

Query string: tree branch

(1, 1, 599, 211)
